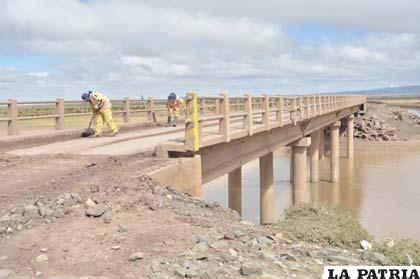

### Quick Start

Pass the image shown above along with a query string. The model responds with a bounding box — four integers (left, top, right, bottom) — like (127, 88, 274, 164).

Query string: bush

(375, 238, 420, 265)
(278, 204, 372, 248)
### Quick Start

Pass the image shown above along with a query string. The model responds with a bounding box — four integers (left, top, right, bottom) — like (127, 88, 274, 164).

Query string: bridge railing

(0, 97, 168, 136)
(185, 94, 366, 151)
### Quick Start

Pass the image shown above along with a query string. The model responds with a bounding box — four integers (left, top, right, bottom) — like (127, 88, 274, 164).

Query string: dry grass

(278, 204, 372, 248)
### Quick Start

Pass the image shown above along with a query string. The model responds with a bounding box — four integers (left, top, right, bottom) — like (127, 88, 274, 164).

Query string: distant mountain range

(329, 85, 420, 97)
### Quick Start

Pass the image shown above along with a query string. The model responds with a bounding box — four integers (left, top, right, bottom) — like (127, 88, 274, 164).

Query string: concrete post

(7, 99, 18, 135)
(290, 149, 294, 182)
(310, 130, 320, 183)
(55, 98, 65, 130)
(330, 121, 341, 183)
(289, 137, 311, 204)
(319, 129, 325, 160)
(228, 167, 242, 216)
(219, 93, 230, 142)
(123, 97, 131, 123)
(147, 98, 154, 122)
(347, 114, 355, 159)
(260, 151, 274, 225)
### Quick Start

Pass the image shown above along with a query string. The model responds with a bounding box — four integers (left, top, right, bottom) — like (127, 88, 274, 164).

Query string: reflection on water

(203, 150, 420, 240)
(407, 108, 420, 117)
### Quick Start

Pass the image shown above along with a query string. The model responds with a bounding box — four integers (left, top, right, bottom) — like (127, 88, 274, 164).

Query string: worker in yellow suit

(166, 92, 185, 127)
(81, 91, 119, 137)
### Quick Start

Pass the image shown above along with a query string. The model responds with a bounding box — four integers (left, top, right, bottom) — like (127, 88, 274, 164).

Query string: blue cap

(81, 91, 92, 102)
(167, 92, 176, 101)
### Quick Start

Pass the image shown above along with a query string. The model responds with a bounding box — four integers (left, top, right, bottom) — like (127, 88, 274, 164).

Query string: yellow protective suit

(166, 97, 185, 118)
(89, 92, 118, 136)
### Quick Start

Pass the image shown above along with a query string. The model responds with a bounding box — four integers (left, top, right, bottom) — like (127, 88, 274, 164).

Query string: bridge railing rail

(186, 94, 366, 151)
(0, 97, 167, 136)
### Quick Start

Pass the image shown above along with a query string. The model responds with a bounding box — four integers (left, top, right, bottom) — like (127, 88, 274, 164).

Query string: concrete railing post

(244, 94, 253, 135)
(147, 97, 155, 122)
(260, 151, 274, 224)
(219, 93, 230, 142)
(228, 167, 242, 216)
(310, 130, 320, 182)
(289, 137, 311, 204)
(214, 99, 220, 115)
(7, 99, 18, 135)
(123, 97, 131, 123)
(330, 121, 341, 182)
(277, 96, 284, 126)
(200, 98, 206, 115)
(347, 114, 355, 159)
(185, 93, 200, 152)
(299, 97, 303, 121)
(55, 98, 65, 130)
(262, 94, 270, 130)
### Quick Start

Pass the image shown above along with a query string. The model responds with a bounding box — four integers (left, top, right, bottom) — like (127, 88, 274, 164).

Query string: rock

(0, 227, 6, 234)
(35, 271, 43, 277)
(128, 252, 144, 261)
(0, 215, 11, 228)
(360, 240, 372, 250)
(53, 208, 65, 218)
(23, 205, 40, 219)
(36, 254, 48, 263)
(239, 220, 254, 226)
(361, 251, 390, 265)
(320, 248, 339, 257)
(195, 235, 209, 245)
(233, 230, 245, 238)
(175, 210, 191, 217)
(38, 206, 54, 217)
(111, 245, 120, 250)
(85, 199, 96, 208)
(0, 270, 14, 279)
(279, 252, 298, 262)
(175, 267, 187, 277)
(6, 227, 12, 234)
(102, 211, 112, 223)
(223, 232, 235, 240)
(85, 204, 108, 217)
(239, 264, 263, 276)
(329, 255, 352, 265)
(118, 224, 128, 233)
(40, 247, 48, 253)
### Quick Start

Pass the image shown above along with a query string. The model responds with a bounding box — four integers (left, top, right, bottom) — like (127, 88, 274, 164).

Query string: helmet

(167, 92, 177, 101)
(81, 91, 92, 102)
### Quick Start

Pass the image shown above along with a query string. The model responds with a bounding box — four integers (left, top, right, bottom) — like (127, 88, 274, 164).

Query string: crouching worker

(81, 91, 119, 137)
(166, 92, 184, 127)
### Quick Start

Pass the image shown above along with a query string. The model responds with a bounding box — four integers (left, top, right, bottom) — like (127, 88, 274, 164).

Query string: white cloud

(0, 0, 419, 99)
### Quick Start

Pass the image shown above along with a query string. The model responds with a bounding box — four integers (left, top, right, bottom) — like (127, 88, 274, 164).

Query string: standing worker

(166, 92, 184, 127)
(81, 91, 119, 137)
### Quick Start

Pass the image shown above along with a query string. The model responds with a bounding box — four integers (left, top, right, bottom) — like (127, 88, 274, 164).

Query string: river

(203, 133, 420, 240)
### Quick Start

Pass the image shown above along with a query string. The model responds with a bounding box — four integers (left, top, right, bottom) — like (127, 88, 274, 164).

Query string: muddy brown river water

(204, 148, 420, 240)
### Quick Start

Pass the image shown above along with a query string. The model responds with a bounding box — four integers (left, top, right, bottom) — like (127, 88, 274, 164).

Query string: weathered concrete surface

(148, 155, 202, 197)
(310, 130, 320, 182)
(330, 121, 341, 183)
(289, 137, 311, 204)
(259, 152, 274, 225)
(228, 167, 242, 216)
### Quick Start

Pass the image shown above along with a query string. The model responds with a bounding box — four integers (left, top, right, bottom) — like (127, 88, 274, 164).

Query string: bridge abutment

(260, 151, 274, 224)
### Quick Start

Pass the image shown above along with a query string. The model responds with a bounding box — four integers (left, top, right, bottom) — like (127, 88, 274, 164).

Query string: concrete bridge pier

(347, 115, 354, 159)
(260, 152, 274, 225)
(228, 167, 242, 216)
(330, 121, 341, 183)
(310, 130, 320, 183)
(289, 137, 311, 204)
(319, 129, 325, 160)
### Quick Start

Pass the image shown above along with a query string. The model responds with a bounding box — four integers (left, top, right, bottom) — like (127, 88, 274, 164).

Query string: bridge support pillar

(228, 167, 242, 216)
(319, 128, 325, 160)
(330, 121, 341, 183)
(310, 130, 320, 183)
(289, 137, 311, 204)
(260, 151, 274, 225)
(347, 115, 354, 159)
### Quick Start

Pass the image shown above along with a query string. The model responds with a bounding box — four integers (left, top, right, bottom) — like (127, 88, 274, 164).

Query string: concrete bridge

(157, 93, 366, 224)
(1, 93, 366, 225)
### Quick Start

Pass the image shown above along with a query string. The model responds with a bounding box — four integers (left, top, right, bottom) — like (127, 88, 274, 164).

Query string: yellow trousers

(95, 108, 118, 135)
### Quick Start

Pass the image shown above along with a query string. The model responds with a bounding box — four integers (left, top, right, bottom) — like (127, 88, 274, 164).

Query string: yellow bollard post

(185, 93, 200, 152)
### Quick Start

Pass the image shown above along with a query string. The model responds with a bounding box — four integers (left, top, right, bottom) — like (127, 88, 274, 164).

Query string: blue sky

(0, 0, 419, 100)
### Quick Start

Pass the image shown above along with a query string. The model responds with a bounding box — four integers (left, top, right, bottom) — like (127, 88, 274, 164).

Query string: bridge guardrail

(0, 97, 168, 136)
(186, 94, 366, 151)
